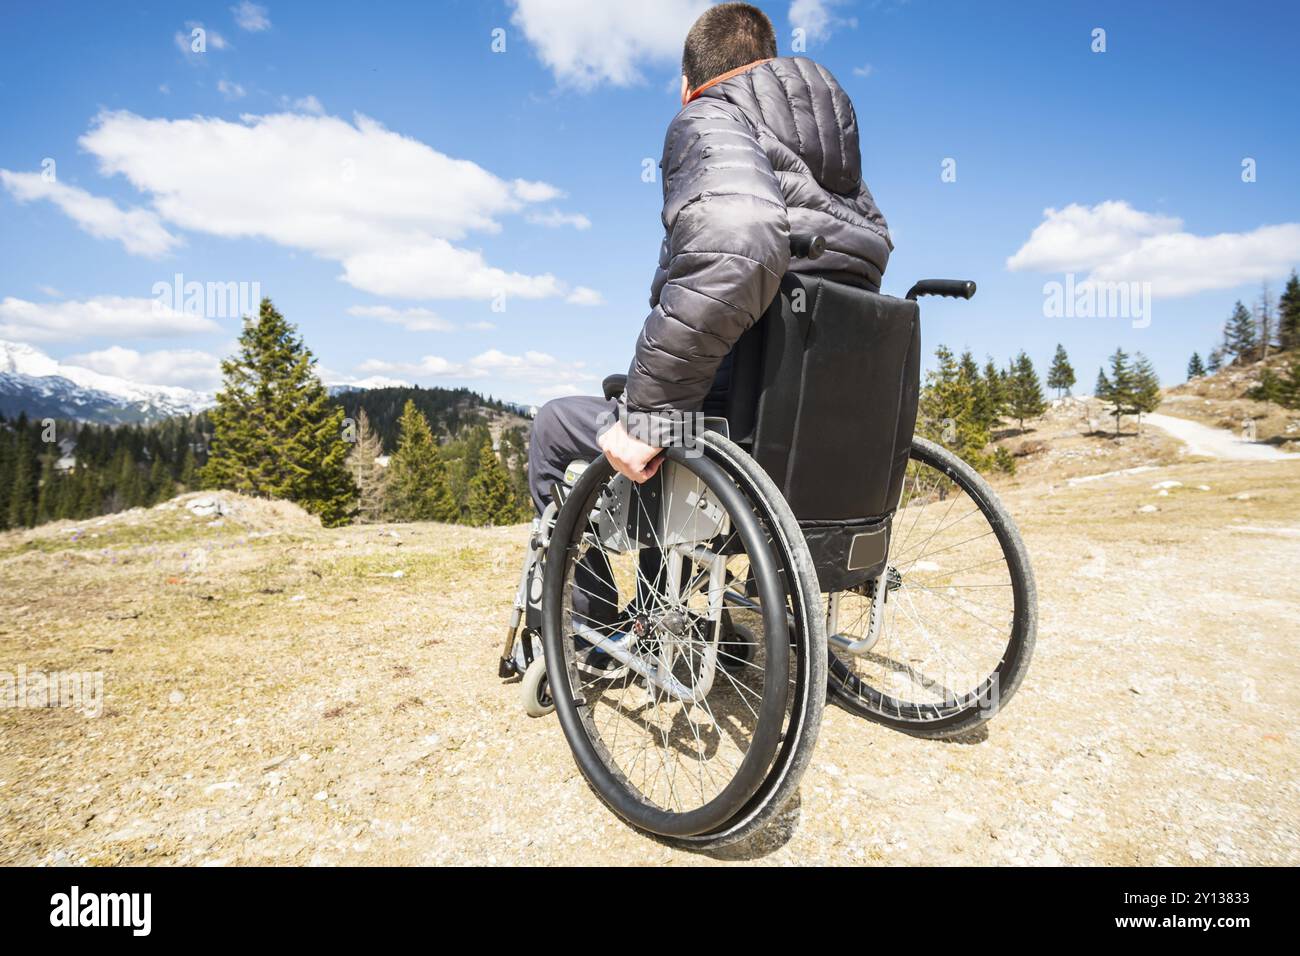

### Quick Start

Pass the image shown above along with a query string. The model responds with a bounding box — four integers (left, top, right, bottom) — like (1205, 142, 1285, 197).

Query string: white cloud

(1007, 201, 1181, 273)
(465, 321, 497, 332)
(1007, 201, 1300, 297)
(565, 286, 604, 306)
(217, 78, 247, 100)
(512, 178, 563, 202)
(510, 0, 709, 89)
(66, 345, 222, 391)
(276, 94, 325, 114)
(527, 209, 591, 230)
(0, 296, 219, 343)
(358, 348, 594, 389)
(358, 354, 464, 377)
(789, 0, 856, 45)
(0, 170, 181, 258)
(347, 304, 456, 332)
(76, 110, 573, 300)
(231, 2, 271, 32)
(341, 240, 564, 300)
(851, 63, 874, 78)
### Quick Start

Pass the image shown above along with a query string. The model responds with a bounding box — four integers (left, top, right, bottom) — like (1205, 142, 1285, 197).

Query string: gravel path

(1144, 412, 1300, 461)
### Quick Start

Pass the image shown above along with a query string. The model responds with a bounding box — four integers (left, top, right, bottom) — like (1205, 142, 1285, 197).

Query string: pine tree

(981, 358, 1006, 422)
(469, 443, 525, 526)
(1224, 300, 1258, 364)
(149, 454, 175, 505)
(109, 447, 138, 512)
(918, 346, 999, 472)
(7, 421, 37, 529)
(52, 469, 77, 521)
(201, 298, 356, 526)
(1279, 270, 1300, 352)
(75, 466, 101, 518)
(1097, 348, 1139, 436)
(1276, 358, 1300, 409)
(959, 350, 996, 433)
(386, 400, 456, 522)
(1093, 367, 1111, 402)
(34, 456, 57, 525)
(1006, 351, 1046, 432)
(497, 424, 531, 513)
(449, 426, 493, 521)
(1187, 352, 1206, 379)
(1247, 368, 1287, 405)
(958, 349, 981, 384)
(1256, 283, 1276, 361)
(1206, 348, 1225, 373)
(1046, 344, 1076, 398)
(0, 424, 14, 532)
(346, 408, 389, 523)
(179, 445, 198, 490)
(1130, 353, 1161, 434)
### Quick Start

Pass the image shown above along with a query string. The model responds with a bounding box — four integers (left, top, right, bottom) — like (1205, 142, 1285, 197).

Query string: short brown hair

(682, 3, 777, 92)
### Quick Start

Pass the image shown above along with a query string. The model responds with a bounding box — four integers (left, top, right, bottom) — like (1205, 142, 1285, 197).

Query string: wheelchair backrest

(724, 274, 921, 590)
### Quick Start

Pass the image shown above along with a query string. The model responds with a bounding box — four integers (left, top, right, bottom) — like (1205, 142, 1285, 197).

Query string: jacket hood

(696, 56, 862, 197)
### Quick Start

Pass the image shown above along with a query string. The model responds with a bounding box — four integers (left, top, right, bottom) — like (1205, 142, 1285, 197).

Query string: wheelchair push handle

(602, 373, 628, 401)
(789, 233, 826, 260)
(906, 279, 977, 301)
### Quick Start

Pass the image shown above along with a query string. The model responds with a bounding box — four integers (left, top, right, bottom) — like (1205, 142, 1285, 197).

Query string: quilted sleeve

(625, 100, 789, 437)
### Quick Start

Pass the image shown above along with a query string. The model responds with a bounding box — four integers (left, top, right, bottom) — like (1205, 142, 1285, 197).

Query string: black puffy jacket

(625, 56, 892, 419)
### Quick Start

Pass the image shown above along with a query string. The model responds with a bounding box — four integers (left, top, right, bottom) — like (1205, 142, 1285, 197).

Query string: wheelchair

(499, 234, 1037, 848)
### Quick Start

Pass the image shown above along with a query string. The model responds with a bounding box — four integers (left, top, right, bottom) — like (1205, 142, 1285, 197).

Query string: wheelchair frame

(498, 234, 1036, 844)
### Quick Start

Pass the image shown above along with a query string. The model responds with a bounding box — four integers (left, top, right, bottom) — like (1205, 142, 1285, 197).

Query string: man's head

(681, 2, 777, 97)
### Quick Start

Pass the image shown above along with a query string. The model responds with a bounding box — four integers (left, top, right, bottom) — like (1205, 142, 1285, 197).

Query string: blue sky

(1, 0, 1298, 406)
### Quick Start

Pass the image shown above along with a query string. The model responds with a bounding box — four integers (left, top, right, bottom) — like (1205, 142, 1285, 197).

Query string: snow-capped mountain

(326, 375, 413, 396)
(0, 340, 213, 424)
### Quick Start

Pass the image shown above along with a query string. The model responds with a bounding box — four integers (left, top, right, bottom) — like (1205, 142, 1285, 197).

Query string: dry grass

(989, 394, 1185, 486)
(2, 458, 1298, 865)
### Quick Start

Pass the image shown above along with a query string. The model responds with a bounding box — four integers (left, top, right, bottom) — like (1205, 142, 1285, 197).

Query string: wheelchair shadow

(935, 724, 989, 745)
(645, 698, 989, 861)
(688, 791, 805, 861)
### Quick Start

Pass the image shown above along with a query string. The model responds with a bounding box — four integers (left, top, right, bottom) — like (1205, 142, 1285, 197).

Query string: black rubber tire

(543, 431, 825, 847)
(827, 436, 1037, 739)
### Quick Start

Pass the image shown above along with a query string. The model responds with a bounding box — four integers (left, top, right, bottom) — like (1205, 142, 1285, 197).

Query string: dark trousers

(526, 395, 618, 514)
(526, 351, 733, 513)
(527, 395, 678, 629)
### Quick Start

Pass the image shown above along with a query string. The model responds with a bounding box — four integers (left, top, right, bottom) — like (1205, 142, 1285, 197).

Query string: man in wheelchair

(527, 1, 891, 514)
(511, 3, 1033, 847)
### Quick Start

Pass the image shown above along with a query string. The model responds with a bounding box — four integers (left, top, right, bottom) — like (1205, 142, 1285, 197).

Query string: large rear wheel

(543, 432, 825, 846)
(827, 436, 1036, 738)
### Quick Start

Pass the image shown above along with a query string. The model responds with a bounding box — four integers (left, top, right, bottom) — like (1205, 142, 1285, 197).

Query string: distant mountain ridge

(0, 339, 539, 428)
(0, 339, 213, 424)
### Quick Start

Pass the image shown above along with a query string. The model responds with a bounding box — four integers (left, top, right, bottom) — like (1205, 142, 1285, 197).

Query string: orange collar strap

(683, 58, 773, 105)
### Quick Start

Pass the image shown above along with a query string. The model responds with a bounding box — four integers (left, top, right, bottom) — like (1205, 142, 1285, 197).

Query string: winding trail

(1144, 412, 1300, 461)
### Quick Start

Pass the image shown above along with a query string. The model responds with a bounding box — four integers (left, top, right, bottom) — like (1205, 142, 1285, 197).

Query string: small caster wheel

(521, 656, 554, 717)
(718, 617, 757, 674)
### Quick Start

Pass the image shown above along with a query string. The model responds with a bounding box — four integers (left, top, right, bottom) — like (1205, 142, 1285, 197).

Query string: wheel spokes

(831, 454, 1016, 720)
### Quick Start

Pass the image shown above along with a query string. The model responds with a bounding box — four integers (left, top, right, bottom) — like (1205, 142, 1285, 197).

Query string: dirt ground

(1, 453, 1298, 865)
